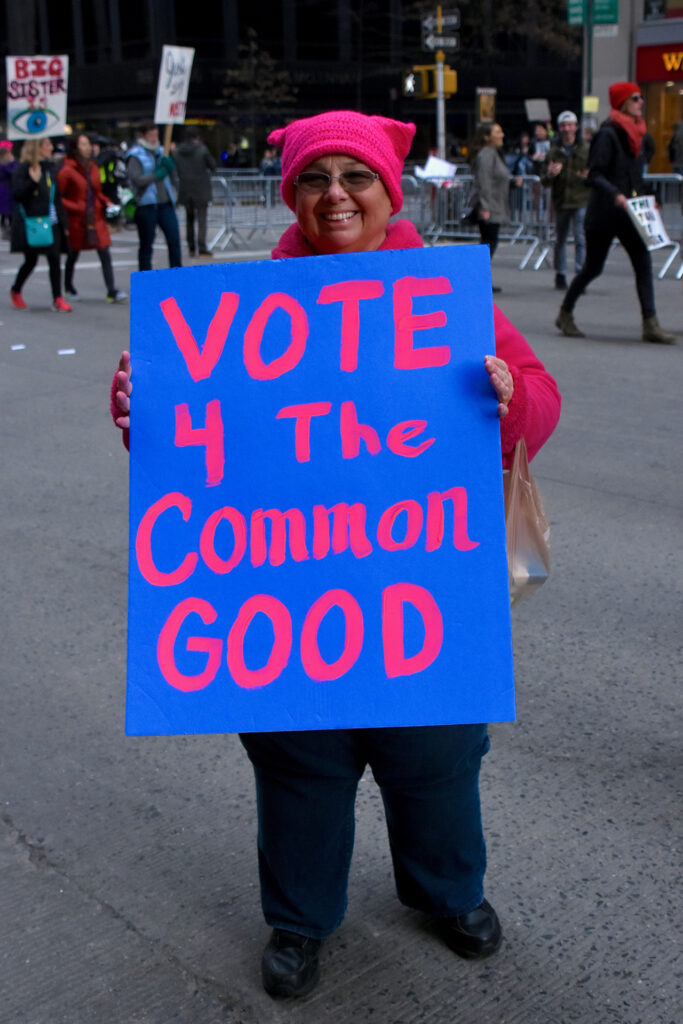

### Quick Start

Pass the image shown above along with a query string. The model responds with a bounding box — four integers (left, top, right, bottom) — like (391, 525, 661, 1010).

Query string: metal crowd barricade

(419, 175, 479, 243)
(643, 173, 682, 279)
(207, 175, 296, 251)
(419, 174, 548, 262)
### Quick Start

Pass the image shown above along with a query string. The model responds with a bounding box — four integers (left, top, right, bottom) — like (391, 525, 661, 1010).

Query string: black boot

(261, 928, 322, 998)
(438, 899, 502, 959)
(554, 273, 567, 290)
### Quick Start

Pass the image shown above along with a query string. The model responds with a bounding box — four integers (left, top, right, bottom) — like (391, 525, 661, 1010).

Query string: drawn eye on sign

(5, 54, 69, 140)
(11, 105, 61, 135)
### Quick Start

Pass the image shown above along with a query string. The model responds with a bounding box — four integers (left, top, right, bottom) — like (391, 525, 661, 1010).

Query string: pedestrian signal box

(402, 66, 457, 99)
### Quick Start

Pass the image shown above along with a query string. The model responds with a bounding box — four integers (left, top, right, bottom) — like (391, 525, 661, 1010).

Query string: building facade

(1, 1, 583, 159)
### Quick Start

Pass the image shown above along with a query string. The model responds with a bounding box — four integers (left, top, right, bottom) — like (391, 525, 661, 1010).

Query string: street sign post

(568, 0, 618, 24)
(419, 7, 461, 159)
(422, 33, 460, 51)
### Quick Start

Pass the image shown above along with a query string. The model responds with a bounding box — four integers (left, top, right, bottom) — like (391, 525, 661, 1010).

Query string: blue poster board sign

(126, 245, 514, 735)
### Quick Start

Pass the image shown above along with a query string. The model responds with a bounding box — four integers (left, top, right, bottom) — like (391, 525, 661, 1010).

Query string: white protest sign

(154, 45, 195, 125)
(626, 195, 672, 251)
(6, 55, 69, 140)
(415, 155, 457, 180)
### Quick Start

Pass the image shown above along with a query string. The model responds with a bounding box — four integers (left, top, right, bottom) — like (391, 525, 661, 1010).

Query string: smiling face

(487, 124, 504, 148)
(294, 154, 393, 255)
(39, 137, 53, 159)
(558, 119, 577, 144)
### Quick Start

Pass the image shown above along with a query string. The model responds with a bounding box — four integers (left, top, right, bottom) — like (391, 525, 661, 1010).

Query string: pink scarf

(609, 109, 647, 156)
(272, 219, 423, 258)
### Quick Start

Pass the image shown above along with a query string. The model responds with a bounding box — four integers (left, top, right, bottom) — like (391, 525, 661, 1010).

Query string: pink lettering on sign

(136, 492, 198, 587)
(155, 584, 446, 691)
(160, 292, 239, 382)
(340, 400, 382, 459)
(312, 503, 373, 560)
(317, 280, 385, 371)
(276, 401, 332, 462)
(174, 400, 225, 487)
(227, 595, 293, 689)
(382, 583, 444, 678)
(243, 292, 309, 380)
(199, 506, 247, 574)
(157, 597, 221, 692)
(301, 589, 364, 681)
(393, 276, 453, 370)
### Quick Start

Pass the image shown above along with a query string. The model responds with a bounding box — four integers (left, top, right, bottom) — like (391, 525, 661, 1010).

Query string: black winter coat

(585, 119, 651, 232)
(174, 140, 216, 206)
(10, 160, 68, 253)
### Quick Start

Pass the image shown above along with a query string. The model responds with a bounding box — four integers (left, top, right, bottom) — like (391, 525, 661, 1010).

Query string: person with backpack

(126, 123, 182, 271)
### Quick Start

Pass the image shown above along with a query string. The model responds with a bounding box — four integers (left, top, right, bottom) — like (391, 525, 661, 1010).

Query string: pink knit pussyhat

(268, 110, 416, 214)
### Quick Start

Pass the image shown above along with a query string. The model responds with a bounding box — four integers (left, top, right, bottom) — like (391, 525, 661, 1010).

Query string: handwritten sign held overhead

(154, 45, 195, 125)
(6, 55, 69, 140)
(126, 246, 515, 736)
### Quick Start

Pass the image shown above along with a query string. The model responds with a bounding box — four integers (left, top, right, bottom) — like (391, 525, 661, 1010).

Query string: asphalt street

(2, 225, 681, 1024)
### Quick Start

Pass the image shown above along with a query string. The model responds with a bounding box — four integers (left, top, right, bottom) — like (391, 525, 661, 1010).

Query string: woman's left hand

(484, 355, 514, 419)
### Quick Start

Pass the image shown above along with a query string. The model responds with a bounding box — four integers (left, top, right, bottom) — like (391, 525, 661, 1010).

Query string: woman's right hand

(479, 208, 490, 220)
(113, 350, 132, 429)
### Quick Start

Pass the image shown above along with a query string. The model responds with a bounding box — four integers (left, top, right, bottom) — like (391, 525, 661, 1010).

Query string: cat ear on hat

(372, 116, 416, 163)
(267, 127, 287, 147)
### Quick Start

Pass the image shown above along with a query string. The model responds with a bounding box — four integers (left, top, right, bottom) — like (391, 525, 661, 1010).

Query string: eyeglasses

(630, 94, 643, 101)
(293, 169, 380, 194)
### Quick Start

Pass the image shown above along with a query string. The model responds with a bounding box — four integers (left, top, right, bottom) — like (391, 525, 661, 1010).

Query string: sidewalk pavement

(1, 229, 681, 1024)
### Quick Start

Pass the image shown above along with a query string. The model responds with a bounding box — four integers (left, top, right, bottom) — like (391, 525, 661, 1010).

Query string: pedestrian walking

(470, 123, 521, 292)
(0, 141, 17, 239)
(111, 109, 561, 1000)
(173, 128, 216, 257)
(9, 137, 72, 313)
(126, 123, 182, 271)
(58, 132, 126, 303)
(555, 81, 676, 344)
(541, 110, 590, 290)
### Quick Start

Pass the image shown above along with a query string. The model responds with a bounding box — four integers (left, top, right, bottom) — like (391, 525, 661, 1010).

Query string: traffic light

(402, 66, 456, 99)
(402, 66, 437, 98)
(443, 68, 458, 96)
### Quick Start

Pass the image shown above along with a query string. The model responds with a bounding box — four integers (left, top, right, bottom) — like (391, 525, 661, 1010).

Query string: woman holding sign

(555, 81, 675, 344)
(112, 110, 561, 998)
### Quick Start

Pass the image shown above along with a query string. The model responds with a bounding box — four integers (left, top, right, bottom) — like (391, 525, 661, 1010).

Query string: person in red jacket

(111, 111, 561, 1000)
(57, 133, 126, 303)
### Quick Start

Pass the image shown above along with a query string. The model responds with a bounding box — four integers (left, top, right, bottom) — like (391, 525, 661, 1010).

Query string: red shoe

(52, 296, 73, 312)
(10, 289, 27, 310)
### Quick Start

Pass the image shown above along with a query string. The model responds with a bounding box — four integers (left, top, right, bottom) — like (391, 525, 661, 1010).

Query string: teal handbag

(19, 181, 55, 248)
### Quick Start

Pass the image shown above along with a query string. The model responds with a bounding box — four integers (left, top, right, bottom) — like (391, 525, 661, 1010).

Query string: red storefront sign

(637, 43, 683, 82)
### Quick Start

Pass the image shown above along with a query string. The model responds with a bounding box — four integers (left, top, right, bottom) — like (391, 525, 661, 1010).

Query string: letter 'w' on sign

(159, 293, 240, 382)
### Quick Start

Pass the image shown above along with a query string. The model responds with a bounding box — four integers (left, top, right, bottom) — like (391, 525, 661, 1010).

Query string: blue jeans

(134, 202, 182, 271)
(554, 207, 586, 276)
(240, 723, 490, 939)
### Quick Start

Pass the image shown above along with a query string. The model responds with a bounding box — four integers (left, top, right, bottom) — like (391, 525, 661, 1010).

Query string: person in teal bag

(126, 123, 182, 271)
(9, 137, 72, 312)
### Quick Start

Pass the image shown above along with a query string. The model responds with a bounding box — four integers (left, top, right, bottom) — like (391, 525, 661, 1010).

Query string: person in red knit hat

(112, 109, 561, 999)
(556, 81, 675, 343)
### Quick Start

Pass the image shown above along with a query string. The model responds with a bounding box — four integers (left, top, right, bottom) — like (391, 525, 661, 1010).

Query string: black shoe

(261, 928, 322, 998)
(492, 285, 502, 293)
(555, 273, 568, 290)
(439, 899, 502, 959)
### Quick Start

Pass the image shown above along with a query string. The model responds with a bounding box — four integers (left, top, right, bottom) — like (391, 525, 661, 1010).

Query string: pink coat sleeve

(492, 304, 561, 468)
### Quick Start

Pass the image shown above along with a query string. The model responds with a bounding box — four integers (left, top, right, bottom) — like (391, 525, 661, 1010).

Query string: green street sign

(568, 0, 619, 25)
